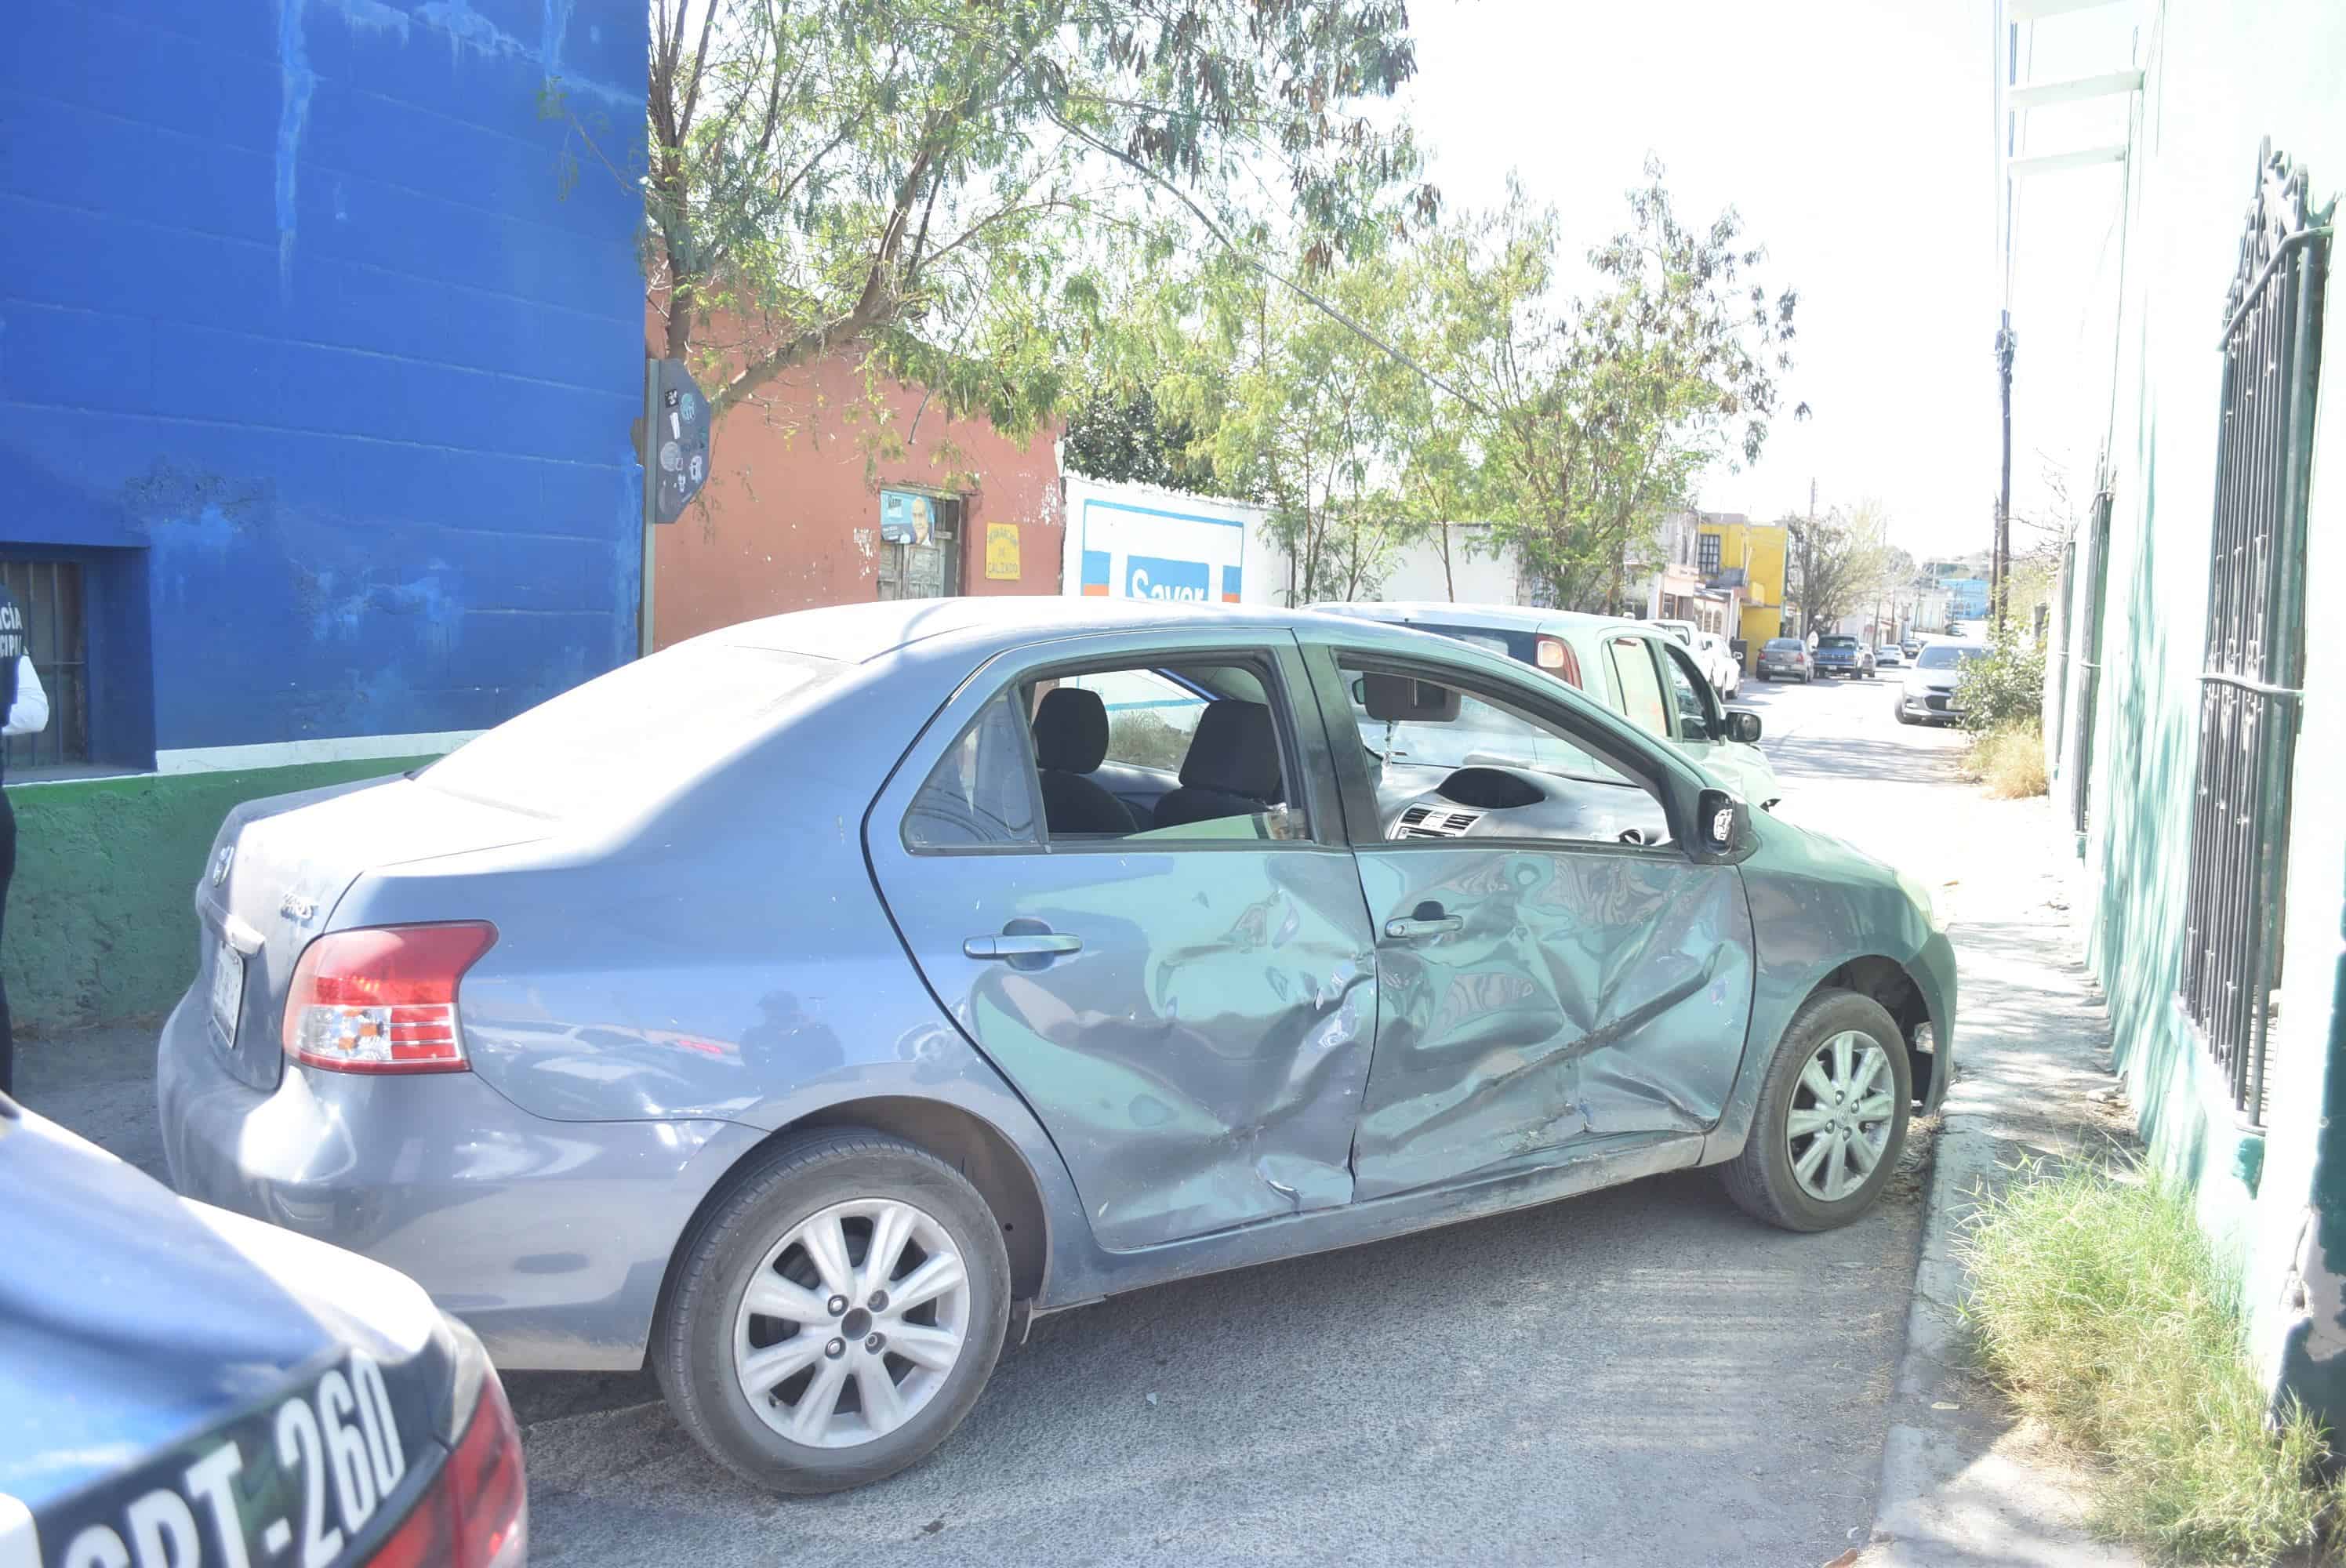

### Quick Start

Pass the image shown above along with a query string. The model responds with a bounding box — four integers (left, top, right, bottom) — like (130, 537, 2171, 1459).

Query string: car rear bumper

(158, 995, 764, 1370)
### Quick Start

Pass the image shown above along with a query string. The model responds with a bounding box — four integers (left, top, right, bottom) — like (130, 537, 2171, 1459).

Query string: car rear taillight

(283, 922, 498, 1074)
(365, 1371, 528, 1568)
(1534, 636, 1584, 688)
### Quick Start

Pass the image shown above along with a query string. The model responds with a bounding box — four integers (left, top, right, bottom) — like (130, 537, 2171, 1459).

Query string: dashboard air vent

(1393, 805, 1482, 840)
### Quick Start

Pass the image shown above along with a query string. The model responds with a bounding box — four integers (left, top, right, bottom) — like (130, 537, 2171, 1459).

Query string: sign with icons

(645, 358, 712, 524)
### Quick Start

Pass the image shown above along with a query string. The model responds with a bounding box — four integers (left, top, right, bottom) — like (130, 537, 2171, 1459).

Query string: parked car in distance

(1756, 636, 1814, 683)
(1896, 638, 1993, 725)
(159, 598, 1952, 1495)
(2, 1094, 528, 1568)
(1693, 631, 1742, 698)
(1875, 643, 1904, 669)
(1649, 618, 1700, 648)
(1313, 603, 1776, 807)
(1813, 634, 1877, 679)
(1902, 640, 1923, 659)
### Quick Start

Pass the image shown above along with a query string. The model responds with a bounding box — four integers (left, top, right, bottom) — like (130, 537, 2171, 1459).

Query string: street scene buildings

(2, 1, 2341, 1565)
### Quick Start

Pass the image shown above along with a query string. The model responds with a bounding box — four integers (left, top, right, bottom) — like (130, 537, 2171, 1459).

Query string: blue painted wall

(0, 0, 646, 760)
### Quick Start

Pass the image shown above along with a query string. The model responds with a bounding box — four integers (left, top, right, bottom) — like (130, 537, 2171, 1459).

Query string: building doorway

(877, 491, 963, 600)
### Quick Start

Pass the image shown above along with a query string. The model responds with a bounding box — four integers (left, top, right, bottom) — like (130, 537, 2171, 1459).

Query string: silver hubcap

(1787, 1030, 1896, 1203)
(732, 1198, 971, 1448)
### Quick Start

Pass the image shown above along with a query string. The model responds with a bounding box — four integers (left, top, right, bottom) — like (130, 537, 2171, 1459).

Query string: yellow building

(1696, 517, 1791, 670)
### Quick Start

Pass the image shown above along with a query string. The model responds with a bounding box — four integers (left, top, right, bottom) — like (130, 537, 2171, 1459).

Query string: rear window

(1765, 638, 1803, 650)
(421, 641, 841, 819)
(1819, 635, 1859, 648)
(1414, 622, 1583, 688)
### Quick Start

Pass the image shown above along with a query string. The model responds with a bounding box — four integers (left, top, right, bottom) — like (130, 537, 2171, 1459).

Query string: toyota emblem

(211, 845, 234, 887)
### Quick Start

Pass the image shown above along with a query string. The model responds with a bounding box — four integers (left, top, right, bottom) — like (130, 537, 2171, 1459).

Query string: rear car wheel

(1721, 989, 1912, 1232)
(654, 1130, 1011, 1494)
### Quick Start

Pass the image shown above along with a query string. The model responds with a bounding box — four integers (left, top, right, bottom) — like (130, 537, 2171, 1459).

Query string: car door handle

(964, 932, 1084, 960)
(1384, 915, 1462, 940)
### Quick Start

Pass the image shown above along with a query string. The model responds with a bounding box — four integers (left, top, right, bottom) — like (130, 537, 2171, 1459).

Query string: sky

(1399, 0, 2010, 561)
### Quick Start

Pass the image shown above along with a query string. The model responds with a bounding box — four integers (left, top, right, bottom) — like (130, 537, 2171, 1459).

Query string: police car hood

(0, 1102, 452, 1510)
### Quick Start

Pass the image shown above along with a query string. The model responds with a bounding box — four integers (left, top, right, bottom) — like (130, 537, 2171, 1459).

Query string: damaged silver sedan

(159, 599, 1955, 1494)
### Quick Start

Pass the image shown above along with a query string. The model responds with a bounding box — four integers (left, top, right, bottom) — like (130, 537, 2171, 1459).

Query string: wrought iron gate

(2178, 140, 2331, 1126)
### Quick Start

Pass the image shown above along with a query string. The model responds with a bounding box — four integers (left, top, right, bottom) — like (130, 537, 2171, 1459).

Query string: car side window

(1339, 654, 1670, 847)
(1054, 667, 1207, 771)
(1606, 637, 1671, 739)
(903, 691, 1040, 850)
(1658, 642, 1712, 735)
(1022, 656, 1309, 845)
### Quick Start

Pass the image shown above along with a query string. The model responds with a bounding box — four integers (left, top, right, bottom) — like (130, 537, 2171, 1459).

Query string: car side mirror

(1698, 786, 1742, 851)
(1719, 708, 1762, 745)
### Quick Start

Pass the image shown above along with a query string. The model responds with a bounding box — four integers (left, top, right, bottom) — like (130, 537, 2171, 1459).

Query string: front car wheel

(1721, 989, 1912, 1232)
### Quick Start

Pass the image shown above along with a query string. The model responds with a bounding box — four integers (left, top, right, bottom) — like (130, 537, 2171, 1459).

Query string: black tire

(1722, 989, 1912, 1232)
(653, 1129, 1011, 1494)
(1757, 670, 1771, 682)
(1894, 703, 1915, 725)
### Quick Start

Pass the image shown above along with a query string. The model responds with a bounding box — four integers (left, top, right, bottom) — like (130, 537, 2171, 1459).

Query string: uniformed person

(0, 584, 50, 1098)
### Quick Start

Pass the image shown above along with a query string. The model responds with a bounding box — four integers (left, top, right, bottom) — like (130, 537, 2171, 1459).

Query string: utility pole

(1802, 478, 1818, 638)
(1995, 312, 2016, 634)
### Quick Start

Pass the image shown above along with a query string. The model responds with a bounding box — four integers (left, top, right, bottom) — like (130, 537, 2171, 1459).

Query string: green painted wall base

(5, 759, 441, 1033)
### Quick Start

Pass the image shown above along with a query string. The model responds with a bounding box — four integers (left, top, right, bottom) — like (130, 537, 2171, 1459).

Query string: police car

(0, 1094, 525, 1568)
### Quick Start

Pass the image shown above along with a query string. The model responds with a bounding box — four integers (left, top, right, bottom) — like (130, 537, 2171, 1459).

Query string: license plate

(37, 1351, 412, 1568)
(209, 934, 245, 1048)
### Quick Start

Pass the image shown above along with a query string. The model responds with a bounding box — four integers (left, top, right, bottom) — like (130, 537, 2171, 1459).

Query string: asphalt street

(12, 663, 1975, 1568)
(501, 666, 1973, 1568)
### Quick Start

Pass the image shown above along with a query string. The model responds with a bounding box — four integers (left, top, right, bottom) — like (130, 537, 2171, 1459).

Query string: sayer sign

(1126, 555, 1210, 602)
(1062, 476, 1257, 605)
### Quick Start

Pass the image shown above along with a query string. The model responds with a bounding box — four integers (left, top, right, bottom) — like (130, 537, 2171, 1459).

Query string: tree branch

(1042, 107, 1488, 418)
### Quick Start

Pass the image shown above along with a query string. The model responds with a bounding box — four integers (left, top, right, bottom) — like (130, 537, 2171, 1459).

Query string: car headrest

(1178, 699, 1283, 800)
(1032, 687, 1110, 774)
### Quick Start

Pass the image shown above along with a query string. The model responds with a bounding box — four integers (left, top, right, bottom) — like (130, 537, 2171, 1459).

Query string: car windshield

(423, 641, 841, 818)
(1915, 644, 1989, 670)
(1347, 686, 1631, 786)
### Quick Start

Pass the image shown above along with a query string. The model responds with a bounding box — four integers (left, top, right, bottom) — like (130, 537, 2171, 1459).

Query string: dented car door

(864, 630, 1380, 1252)
(1308, 641, 1757, 1201)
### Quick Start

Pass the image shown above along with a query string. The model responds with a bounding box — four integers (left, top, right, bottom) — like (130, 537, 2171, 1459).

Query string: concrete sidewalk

(1856, 793, 2145, 1568)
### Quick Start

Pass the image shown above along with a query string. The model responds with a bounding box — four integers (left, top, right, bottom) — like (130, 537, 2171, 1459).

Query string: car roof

(704, 596, 1496, 666)
(1313, 601, 1651, 640)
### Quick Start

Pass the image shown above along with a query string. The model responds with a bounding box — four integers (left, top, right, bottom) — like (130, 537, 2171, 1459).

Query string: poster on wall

(1059, 474, 1266, 606)
(880, 490, 933, 544)
(984, 523, 1021, 580)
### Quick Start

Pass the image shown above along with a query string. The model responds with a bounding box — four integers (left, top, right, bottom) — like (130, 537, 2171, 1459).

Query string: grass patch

(1963, 724, 2049, 799)
(1956, 1158, 2341, 1563)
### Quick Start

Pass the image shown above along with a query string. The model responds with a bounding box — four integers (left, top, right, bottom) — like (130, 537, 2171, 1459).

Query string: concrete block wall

(0, 0, 650, 1029)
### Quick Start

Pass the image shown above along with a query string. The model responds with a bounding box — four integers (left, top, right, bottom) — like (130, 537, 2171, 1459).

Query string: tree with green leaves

(1789, 497, 1900, 632)
(1146, 245, 1438, 602)
(630, 0, 1429, 431)
(1059, 387, 1222, 492)
(1417, 165, 1801, 611)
